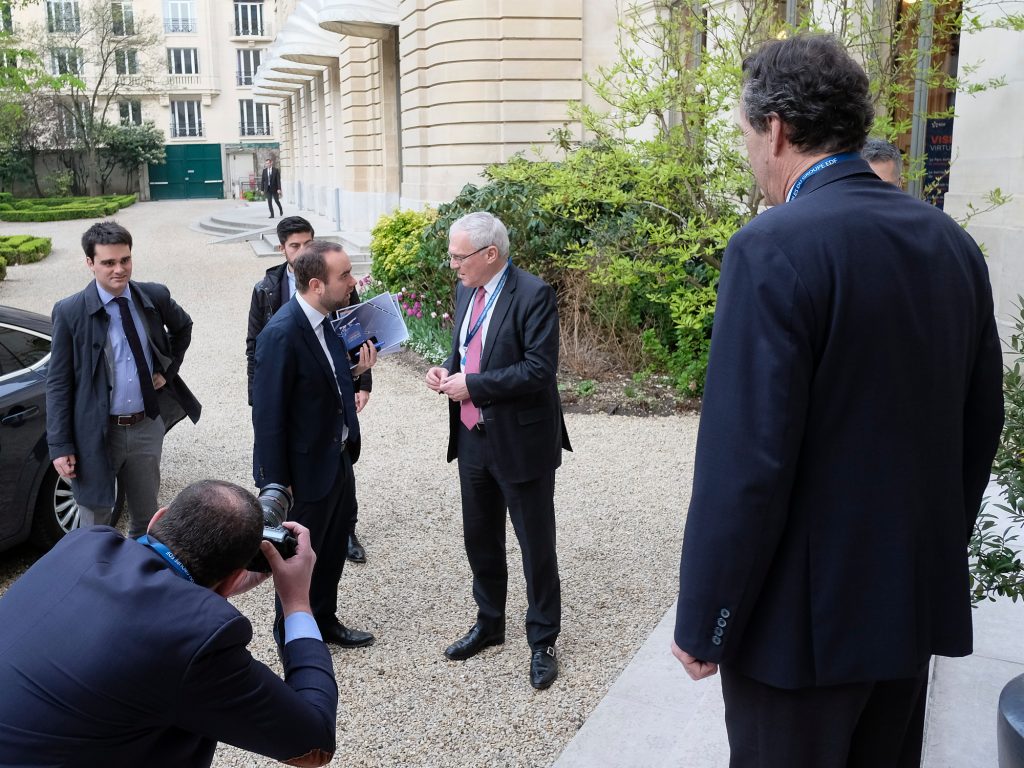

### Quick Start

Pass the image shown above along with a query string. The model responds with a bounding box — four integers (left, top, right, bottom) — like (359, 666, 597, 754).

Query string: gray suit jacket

(46, 281, 201, 508)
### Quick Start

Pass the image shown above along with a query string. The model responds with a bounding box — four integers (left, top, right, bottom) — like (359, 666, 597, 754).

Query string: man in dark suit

(672, 34, 1004, 767)
(425, 211, 571, 690)
(0, 479, 338, 768)
(246, 216, 373, 563)
(261, 157, 283, 218)
(46, 221, 201, 538)
(253, 240, 378, 649)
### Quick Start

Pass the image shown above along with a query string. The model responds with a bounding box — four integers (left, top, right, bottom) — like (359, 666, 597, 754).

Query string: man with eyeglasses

(425, 211, 572, 690)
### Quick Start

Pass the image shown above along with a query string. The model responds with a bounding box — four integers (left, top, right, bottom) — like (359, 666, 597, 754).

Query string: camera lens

(257, 483, 292, 527)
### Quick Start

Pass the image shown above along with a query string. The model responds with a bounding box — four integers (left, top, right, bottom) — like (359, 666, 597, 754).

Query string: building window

(170, 99, 201, 137)
(167, 47, 198, 74)
(115, 49, 138, 75)
(58, 104, 83, 140)
(47, 0, 81, 34)
(51, 47, 83, 76)
(164, 0, 195, 33)
(119, 99, 142, 125)
(239, 99, 270, 135)
(111, 1, 134, 35)
(236, 48, 261, 86)
(234, 0, 264, 36)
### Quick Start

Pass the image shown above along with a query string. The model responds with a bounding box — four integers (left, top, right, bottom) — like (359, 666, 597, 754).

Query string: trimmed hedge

(0, 194, 136, 222)
(0, 256, 6, 281)
(0, 235, 52, 265)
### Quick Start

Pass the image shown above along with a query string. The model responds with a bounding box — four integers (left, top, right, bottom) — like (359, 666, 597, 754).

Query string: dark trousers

(275, 448, 356, 633)
(266, 190, 282, 216)
(721, 663, 929, 768)
(457, 424, 561, 648)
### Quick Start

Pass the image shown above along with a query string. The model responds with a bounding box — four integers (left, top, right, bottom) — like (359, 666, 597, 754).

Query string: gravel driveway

(0, 199, 700, 767)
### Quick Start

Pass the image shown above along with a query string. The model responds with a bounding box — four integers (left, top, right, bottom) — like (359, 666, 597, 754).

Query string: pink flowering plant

(394, 288, 453, 364)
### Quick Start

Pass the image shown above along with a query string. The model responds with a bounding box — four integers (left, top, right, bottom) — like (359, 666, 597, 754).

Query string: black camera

(247, 483, 298, 573)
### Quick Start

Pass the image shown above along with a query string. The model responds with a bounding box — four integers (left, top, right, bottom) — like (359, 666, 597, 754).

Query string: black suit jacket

(46, 280, 201, 508)
(444, 263, 571, 483)
(245, 262, 371, 405)
(252, 296, 360, 501)
(674, 159, 1004, 689)
(261, 166, 281, 194)
(0, 527, 338, 767)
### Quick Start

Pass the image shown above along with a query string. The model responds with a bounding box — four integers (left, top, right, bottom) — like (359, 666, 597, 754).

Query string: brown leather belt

(109, 412, 146, 427)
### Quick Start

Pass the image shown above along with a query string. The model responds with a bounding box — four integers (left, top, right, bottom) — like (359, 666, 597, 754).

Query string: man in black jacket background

(260, 158, 283, 218)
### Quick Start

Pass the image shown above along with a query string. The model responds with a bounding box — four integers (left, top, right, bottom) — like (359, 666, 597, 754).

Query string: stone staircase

(194, 201, 371, 267)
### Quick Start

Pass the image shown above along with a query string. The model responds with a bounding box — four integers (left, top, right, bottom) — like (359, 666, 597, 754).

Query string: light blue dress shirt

(283, 611, 322, 644)
(95, 283, 155, 416)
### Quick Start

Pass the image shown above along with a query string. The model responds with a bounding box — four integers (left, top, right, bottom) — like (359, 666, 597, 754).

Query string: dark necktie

(321, 317, 349, 410)
(114, 296, 160, 419)
(460, 289, 487, 430)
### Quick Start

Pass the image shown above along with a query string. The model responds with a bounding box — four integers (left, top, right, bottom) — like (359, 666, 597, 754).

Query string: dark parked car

(0, 305, 78, 553)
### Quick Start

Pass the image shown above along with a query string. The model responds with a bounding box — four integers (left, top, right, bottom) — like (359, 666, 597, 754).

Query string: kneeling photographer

(0, 480, 338, 768)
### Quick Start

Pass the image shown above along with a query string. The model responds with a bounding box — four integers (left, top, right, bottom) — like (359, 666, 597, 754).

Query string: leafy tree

(0, 40, 70, 194)
(24, 0, 162, 194)
(98, 120, 164, 193)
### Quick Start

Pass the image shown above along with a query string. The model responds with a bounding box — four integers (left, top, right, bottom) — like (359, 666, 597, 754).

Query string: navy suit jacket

(675, 159, 1004, 689)
(45, 280, 202, 508)
(0, 528, 338, 767)
(252, 296, 360, 501)
(443, 263, 571, 483)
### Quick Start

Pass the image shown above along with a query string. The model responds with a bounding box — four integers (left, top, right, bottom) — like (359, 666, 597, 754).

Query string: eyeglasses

(447, 245, 490, 264)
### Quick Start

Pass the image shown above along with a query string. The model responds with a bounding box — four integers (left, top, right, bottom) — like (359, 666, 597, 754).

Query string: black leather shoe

(347, 532, 366, 563)
(530, 646, 558, 690)
(319, 620, 374, 648)
(444, 620, 505, 660)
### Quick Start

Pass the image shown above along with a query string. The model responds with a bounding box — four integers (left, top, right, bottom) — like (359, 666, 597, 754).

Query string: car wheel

(30, 468, 80, 550)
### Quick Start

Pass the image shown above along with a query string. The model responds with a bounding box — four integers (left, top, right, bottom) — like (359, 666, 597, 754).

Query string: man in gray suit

(46, 221, 201, 537)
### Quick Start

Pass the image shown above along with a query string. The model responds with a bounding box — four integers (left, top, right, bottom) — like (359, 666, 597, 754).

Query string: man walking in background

(246, 216, 373, 563)
(46, 221, 201, 538)
(260, 157, 283, 218)
(425, 211, 571, 690)
(672, 34, 1003, 767)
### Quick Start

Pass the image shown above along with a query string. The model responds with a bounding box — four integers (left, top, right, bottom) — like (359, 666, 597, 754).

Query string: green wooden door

(148, 144, 224, 200)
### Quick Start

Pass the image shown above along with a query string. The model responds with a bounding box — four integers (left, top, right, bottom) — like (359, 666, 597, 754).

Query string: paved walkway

(553, 479, 1024, 767)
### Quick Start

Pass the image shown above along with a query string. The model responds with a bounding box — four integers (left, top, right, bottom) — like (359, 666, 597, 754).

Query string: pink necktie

(460, 288, 487, 430)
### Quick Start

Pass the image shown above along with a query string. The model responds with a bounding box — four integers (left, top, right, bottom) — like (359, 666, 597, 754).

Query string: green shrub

(369, 207, 440, 296)
(0, 255, 6, 281)
(974, 298, 1024, 603)
(0, 192, 12, 204)
(0, 235, 52, 265)
(43, 170, 74, 198)
(0, 194, 135, 222)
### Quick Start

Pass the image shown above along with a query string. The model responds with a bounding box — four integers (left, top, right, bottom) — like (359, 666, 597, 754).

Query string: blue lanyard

(786, 152, 860, 202)
(460, 265, 510, 367)
(138, 535, 194, 583)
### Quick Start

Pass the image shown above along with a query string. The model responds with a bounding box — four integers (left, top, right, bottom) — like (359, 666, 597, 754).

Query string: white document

(331, 292, 409, 355)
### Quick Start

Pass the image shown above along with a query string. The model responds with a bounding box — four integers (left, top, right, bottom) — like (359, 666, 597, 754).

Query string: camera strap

(138, 535, 195, 583)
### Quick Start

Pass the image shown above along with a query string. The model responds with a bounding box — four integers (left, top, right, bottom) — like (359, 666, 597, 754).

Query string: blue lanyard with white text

(786, 152, 861, 202)
(460, 265, 510, 368)
(138, 535, 194, 583)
